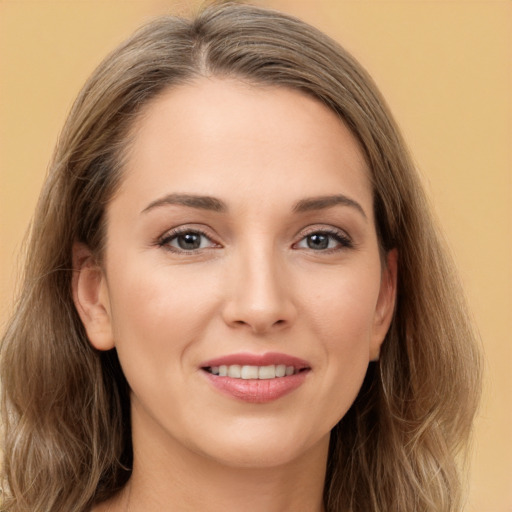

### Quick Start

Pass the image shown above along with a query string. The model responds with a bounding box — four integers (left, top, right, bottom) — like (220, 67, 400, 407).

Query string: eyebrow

(141, 193, 227, 214)
(292, 194, 367, 220)
(141, 192, 367, 219)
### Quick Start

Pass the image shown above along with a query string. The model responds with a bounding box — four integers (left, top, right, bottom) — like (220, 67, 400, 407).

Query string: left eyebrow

(292, 194, 367, 221)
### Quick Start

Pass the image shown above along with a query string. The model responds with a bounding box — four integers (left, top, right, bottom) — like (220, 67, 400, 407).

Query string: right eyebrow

(141, 193, 228, 215)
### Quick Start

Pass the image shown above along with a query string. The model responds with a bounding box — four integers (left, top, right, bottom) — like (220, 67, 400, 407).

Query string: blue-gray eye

(161, 230, 216, 251)
(306, 233, 330, 250)
(175, 232, 203, 250)
(296, 231, 351, 251)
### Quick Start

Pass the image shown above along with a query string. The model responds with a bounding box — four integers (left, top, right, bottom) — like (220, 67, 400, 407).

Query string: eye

(159, 229, 219, 252)
(295, 230, 352, 251)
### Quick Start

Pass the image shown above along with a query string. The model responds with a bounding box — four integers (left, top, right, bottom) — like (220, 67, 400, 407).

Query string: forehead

(115, 78, 372, 215)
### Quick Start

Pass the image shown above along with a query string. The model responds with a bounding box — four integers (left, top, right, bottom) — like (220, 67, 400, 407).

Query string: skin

(73, 78, 397, 512)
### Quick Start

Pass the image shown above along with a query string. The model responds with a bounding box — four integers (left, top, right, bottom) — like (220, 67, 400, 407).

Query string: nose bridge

(222, 235, 296, 333)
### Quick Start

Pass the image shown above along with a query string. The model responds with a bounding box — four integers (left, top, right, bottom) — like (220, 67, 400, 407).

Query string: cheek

(300, 264, 381, 412)
(105, 258, 219, 377)
(302, 261, 381, 345)
(318, 290, 375, 377)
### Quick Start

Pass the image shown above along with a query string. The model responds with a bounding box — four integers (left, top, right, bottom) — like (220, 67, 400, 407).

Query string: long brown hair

(1, 3, 481, 511)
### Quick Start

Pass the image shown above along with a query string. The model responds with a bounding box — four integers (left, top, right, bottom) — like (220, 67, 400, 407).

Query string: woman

(0, 2, 481, 511)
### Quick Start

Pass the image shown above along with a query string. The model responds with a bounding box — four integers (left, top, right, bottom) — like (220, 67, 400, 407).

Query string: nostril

(221, 290, 297, 333)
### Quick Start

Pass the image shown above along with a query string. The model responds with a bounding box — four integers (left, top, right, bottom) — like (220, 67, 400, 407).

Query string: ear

(71, 242, 115, 351)
(369, 248, 398, 361)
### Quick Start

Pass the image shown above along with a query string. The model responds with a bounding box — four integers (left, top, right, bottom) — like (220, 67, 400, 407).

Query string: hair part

(1, 3, 481, 511)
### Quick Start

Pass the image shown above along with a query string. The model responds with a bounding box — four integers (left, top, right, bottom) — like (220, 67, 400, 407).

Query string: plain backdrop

(0, 1, 510, 510)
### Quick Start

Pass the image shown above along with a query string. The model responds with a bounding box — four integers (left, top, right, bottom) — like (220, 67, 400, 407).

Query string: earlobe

(369, 248, 398, 361)
(71, 242, 114, 351)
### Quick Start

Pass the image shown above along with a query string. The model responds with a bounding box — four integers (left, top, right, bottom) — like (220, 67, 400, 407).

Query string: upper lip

(200, 352, 310, 370)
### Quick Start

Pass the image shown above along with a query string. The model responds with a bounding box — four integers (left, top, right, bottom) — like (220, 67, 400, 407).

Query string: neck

(127, 452, 327, 512)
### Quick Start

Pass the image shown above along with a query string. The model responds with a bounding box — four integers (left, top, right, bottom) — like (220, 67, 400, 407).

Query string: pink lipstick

(200, 352, 310, 403)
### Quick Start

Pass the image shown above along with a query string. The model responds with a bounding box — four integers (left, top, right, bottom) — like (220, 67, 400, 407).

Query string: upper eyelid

(158, 226, 220, 248)
(293, 225, 354, 251)
(296, 224, 351, 240)
(160, 225, 215, 239)
(156, 223, 352, 245)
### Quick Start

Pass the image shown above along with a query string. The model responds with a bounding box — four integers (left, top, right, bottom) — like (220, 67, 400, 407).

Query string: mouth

(199, 352, 311, 403)
(203, 364, 307, 379)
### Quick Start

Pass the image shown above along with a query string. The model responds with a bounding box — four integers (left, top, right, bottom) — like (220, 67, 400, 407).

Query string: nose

(221, 245, 297, 335)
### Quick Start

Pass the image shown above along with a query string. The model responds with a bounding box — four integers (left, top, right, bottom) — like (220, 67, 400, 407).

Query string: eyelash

(294, 228, 353, 252)
(157, 227, 219, 253)
(157, 226, 353, 254)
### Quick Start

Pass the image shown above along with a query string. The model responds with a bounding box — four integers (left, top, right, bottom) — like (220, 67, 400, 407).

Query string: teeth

(207, 364, 299, 379)
(258, 365, 275, 379)
(227, 365, 241, 378)
(241, 365, 259, 379)
(275, 365, 286, 377)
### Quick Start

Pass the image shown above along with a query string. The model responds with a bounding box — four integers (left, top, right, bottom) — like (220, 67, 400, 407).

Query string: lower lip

(202, 370, 309, 403)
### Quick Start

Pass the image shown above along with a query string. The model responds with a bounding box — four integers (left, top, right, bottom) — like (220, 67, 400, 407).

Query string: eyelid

(155, 223, 353, 253)
(293, 225, 353, 250)
(157, 225, 221, 253)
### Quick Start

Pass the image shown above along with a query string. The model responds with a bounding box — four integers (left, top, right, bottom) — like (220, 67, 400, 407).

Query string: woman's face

(75, 78, 396, 469)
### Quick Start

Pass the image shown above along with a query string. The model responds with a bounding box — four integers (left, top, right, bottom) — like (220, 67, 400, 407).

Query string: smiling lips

(200, 352, 310, 403)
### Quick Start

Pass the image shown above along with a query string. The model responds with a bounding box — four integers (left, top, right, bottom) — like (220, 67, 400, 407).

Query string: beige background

(0, 1, 510, 510)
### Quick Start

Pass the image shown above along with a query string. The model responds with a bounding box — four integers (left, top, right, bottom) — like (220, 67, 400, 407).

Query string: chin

(188, 424, 330, 470)
(204, 446, 310, 469)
